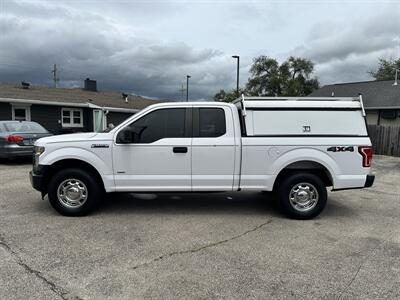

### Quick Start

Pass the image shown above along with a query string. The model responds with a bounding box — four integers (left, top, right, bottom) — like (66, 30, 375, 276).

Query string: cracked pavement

(0, 155, 399, 299)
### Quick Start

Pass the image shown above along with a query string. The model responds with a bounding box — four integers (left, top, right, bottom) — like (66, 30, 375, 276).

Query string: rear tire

(48, 168, 102, 216)
(276, 172, 327, 220)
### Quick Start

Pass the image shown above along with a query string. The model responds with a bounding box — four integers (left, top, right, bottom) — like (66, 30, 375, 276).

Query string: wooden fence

(368, 125, 400, 157)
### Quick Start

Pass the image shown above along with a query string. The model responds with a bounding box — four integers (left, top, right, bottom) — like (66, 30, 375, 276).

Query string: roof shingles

(309, 80, 400, 108)
(0, 83, 165, 110)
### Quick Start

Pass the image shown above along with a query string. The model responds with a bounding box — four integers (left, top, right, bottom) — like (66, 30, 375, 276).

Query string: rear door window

(196, 108, 226, 137)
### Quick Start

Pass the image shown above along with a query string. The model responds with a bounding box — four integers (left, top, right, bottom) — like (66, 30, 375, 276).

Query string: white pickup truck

(30, 96, 374, 219)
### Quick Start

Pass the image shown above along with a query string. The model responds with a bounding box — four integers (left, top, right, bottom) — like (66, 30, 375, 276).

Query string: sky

(1, 0, 400, 100)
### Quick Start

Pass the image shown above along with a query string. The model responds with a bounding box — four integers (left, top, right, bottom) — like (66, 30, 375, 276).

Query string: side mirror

(117, 128, 133, 144)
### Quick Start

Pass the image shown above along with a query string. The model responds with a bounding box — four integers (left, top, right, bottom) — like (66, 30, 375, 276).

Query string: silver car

(0, 121, 52, 159)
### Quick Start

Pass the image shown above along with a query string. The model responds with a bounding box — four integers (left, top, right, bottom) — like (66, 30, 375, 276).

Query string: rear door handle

(173, 147, 188, 153)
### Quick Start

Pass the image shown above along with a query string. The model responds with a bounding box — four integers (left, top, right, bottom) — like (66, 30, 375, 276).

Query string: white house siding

(366, 110, 379, 125)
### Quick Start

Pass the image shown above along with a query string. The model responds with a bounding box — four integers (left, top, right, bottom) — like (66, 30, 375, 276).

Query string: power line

(178, 81, 186, 101)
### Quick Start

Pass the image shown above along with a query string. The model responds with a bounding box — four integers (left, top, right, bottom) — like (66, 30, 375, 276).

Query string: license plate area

(24, 139, 36, 145)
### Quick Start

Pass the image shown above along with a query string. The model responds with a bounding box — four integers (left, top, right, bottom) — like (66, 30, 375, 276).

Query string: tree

(369, 58, 400, 80)
(246, 56, 319, 96)
(213, 88, 244, 102)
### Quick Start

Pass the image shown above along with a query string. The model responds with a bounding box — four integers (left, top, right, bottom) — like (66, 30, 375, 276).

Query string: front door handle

(173, 147, 188, 153)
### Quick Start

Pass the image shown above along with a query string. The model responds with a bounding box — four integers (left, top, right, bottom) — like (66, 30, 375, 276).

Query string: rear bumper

(0, 145, 33, 158)
(364, 174, 375, 188)
(332, 174, 375, 191)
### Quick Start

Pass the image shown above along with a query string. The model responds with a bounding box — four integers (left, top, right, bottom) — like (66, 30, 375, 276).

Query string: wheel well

(42, 159, 105, 194)
(273, 161, 333, 190)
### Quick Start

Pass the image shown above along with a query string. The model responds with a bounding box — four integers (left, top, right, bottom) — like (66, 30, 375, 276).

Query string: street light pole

(232, 55, 240, 97)
(186, 75, 191, 101)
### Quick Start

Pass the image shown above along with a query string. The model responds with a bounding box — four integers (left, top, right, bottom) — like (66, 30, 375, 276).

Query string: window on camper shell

(245, 109, 368, 136)
(62, 108, 83, 127)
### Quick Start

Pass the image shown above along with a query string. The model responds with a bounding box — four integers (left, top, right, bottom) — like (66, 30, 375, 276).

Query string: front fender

(40, 147, 112, 175)
(39, 146, 115, 192)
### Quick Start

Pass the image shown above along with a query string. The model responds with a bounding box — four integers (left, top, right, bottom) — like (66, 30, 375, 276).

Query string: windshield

(3, 122, 48, 133)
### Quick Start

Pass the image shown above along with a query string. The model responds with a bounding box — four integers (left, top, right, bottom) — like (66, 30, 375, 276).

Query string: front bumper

(29, 170, 43, 192)
(29, 165, 48, 193)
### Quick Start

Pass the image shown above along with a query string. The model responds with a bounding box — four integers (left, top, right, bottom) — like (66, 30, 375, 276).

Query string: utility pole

(186, 75, 191, 101)
(395, 36, 400, 59)
(52, 64, 59, 88)
(392, 37, 399, 86)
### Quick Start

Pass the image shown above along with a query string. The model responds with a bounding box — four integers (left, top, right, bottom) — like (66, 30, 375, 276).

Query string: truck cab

(30, 96, 374, 219)
(113, 102, 241, 192)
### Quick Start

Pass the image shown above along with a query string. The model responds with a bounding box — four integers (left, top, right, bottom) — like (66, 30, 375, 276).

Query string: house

(0, 79, 164, 134)
(309, 80, 400, 126)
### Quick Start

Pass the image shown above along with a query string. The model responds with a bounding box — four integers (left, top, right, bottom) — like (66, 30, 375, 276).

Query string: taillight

(5, 135, 24, 143)
(358, 146, 373, 167)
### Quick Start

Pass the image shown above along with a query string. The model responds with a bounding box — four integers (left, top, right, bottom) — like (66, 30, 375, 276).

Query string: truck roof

(145, 101, 235, 109)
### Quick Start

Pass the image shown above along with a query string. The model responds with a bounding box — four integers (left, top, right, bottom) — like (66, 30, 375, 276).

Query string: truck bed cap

(234, 96, 363, 110)
(243, 100, 361, 109)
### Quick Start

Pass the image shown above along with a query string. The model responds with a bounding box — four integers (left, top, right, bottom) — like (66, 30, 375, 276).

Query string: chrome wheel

(57, 178, 88, 208)
(289, 182, 319, 212)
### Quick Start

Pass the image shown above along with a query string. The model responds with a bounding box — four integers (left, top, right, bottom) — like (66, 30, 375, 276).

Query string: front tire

(48, 168, 102, 216)
(276, 172, 327, 220)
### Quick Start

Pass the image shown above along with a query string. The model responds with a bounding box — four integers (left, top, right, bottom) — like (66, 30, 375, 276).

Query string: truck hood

(36, 132, 101, 145)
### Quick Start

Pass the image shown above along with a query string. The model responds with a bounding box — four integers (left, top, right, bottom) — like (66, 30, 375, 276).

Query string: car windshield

(3, 122, 48, 133)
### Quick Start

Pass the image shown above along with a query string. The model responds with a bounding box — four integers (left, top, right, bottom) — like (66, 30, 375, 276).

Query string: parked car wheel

(276, 172, 327, 220)
(48, 168, 102, 216)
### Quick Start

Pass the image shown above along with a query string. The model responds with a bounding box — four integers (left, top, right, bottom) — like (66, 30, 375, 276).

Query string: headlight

(33, 146, 45, 168)
(34, 146, 45, 156)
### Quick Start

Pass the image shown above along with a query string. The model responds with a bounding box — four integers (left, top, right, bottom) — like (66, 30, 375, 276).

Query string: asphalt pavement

(0, 155, 399, 299)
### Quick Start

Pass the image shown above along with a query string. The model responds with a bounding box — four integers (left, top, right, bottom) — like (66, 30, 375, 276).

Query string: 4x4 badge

(327, 146, 354, 152)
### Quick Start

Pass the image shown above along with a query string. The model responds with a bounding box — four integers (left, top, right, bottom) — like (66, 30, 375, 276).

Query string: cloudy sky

(1, 0, 399, 100)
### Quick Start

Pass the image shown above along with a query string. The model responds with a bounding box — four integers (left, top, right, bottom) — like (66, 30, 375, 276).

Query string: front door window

(117, 108, 187, 144)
